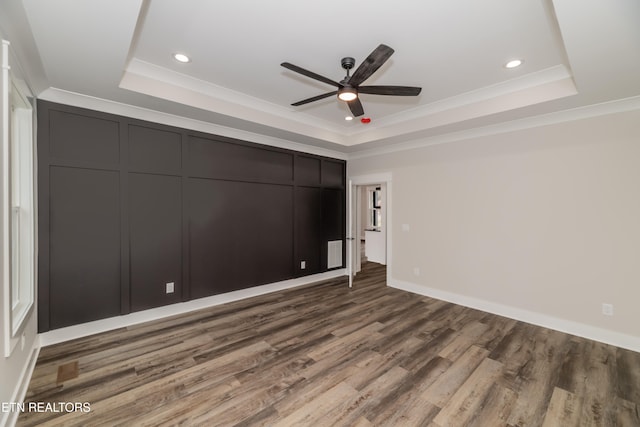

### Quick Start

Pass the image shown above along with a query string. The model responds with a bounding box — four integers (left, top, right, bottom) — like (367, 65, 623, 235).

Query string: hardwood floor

(19, 263, 640, 426)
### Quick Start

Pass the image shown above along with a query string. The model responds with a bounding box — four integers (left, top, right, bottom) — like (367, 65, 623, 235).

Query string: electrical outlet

(413, 267, 420, 276)
(602, 303, 613, 316)
(301, 261, 306, 269)
(166, 282, 175, 294)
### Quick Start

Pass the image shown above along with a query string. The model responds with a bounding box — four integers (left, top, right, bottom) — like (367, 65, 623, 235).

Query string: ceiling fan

(281, 44, 422, 117)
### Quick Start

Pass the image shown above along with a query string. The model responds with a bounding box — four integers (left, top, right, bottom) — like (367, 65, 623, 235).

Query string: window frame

(2, 39, 36, 357)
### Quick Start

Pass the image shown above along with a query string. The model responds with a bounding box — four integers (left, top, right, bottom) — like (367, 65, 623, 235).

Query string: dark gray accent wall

(129, 173, 182, 311)
(128, 125, 182, 175)
(296, 156, 321, 186)
(49, 166, 121, 329)
(37, 100, 346, 332)
(294, 187, 322, 275)
(188, 179, 294, 298)
(49, 110, 120, 167)
(188, 136, 294, 182)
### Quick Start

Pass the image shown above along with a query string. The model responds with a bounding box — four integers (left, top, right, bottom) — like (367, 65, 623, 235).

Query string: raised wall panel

(322, 188, 345, 269)
(49, 110, 119, 166)
(296, 156, 321, 186)
(129, 125, 182, 175)
(189, 178, 294, 298)
(295, 187, 322, 275)
(38, 100, 346, 331)
(129, 173, 182, 311)
(322, 188, 345, 241)
(322, 159, 345, 188)
(188, 136, 294, 183)
(49, 166, 121, 329)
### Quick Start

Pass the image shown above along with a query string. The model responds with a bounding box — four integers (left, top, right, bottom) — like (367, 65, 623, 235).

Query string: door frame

(347, 172, 392, 287)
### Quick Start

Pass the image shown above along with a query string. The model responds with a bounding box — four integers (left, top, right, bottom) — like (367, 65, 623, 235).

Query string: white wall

(0, 31, 39, 427)
(349, 108, 640, 351)
(0, 310, 38, 425)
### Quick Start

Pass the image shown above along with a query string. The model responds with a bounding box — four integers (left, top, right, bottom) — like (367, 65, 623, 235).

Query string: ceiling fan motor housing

(341, 57, 356, 71)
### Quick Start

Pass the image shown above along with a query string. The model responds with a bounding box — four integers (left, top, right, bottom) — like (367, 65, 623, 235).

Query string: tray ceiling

(6, 0, 640, 152)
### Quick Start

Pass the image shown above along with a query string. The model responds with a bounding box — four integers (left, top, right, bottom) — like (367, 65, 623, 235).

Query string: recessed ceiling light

(505, 59, 523, 69)
(345, 116, 353, 121)
(173, 53, 191, 63)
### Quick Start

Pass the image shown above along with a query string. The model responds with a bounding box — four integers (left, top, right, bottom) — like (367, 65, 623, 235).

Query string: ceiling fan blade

(348, 44, 395, 87)
(347, 98, 365, 117)
(291, 91, 338, 106)
(358, 86, 422, 96)
(281, 62, 342, 88)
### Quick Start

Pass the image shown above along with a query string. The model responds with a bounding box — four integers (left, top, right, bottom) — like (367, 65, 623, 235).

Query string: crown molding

(352, 65, 577, 142)
(121, 59, 349, 145)
(121, 60, 580, 149)
(348, 95, 640, 160)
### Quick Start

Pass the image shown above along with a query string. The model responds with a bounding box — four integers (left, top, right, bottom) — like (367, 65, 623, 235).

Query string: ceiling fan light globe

(338, 92, 357, 102)
(338, 87, 358, 102)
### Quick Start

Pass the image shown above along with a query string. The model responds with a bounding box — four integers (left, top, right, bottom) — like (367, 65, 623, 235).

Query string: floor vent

(327, 240, 342, 269)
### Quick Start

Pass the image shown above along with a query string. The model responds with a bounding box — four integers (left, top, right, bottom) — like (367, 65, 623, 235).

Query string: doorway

(360, 184, 385, 265)
(348, 173, 392, 288)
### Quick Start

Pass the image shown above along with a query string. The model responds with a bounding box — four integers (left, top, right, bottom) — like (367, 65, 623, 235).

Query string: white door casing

(347, 172, 392, 288)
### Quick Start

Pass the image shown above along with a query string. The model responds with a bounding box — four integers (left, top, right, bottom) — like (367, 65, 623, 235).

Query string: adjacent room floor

(19, 263, 640, 426)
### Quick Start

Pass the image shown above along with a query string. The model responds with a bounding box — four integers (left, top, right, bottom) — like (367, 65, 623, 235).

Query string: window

(9, 78, 34, 332)
(2, 39, 35, 356)
(368, 187, 382, 230)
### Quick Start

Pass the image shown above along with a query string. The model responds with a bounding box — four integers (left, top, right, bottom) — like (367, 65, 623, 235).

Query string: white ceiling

(4, 0, 640, 153)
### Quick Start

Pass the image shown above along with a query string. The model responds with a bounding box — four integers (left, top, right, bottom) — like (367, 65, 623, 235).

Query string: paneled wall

(37, 101, 345, 332)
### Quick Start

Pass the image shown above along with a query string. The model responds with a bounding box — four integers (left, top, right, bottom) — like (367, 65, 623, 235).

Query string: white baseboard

(2, 339, 40, 427)
(39, 269, 346, 347)
(389, 277, 640, 353)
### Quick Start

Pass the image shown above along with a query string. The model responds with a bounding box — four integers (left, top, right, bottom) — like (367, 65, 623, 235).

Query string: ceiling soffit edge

(121, 58, 578, 148)
(348, 73, 577, 146)
(121, 59, 349, 144)
(348, 95, 640, 160)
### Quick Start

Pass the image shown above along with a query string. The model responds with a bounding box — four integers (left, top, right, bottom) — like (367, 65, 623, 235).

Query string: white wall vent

(327, 240, 343, 269)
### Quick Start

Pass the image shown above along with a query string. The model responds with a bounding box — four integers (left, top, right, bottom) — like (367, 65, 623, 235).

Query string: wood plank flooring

(19, 263, 640, 426)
